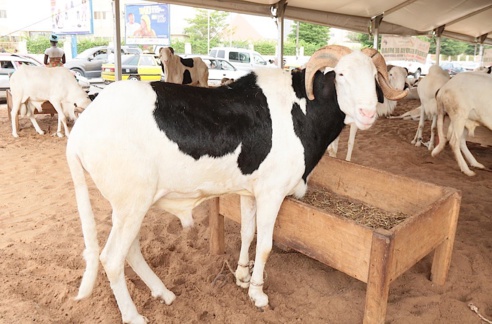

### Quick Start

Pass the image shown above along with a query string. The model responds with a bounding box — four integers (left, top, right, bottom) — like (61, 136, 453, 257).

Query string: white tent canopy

(151, 0, 492, 45)
(111, 0, 492, 80)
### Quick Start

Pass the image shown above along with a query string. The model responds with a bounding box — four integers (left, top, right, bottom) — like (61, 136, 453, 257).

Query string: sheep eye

(338, 73, 344, 77)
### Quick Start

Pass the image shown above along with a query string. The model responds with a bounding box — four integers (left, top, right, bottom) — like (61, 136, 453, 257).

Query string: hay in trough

(298, 186, 408, 230)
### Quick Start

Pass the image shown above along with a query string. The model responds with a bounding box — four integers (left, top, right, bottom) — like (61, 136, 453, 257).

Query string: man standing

(44, 34, 66, 67)
(126, 13, 140, 37)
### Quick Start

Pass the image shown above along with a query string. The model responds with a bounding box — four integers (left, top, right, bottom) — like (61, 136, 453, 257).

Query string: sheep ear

(375, 79, 384, 103)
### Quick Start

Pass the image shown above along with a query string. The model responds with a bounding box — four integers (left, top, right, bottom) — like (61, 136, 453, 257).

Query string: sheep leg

(448, 119, 475, 176)
(431, 111, 447, 157)
(248, 195, 283, 308)
(100, 206, 150, 324)
(459, 128, 485, 170)
(10, 98, 23, 138)
(126, 237, 176, 305)
(345, 123, 358, 161)
(51, 102, 69, 137)
(236, 195, 256, 288)
(327, 136, 339, 158)
(411, 105, 426, 146)
(424, 115, 437, 150)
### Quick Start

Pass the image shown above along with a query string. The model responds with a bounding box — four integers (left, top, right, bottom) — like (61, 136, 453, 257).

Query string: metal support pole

(112, 0, 122, 81)
(434, 25, 445, 66)
(371, 15, 384, 50)
(271, 0, 287, 69)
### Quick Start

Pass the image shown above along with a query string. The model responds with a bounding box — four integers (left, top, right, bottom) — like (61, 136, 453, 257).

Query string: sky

(169, 4, 285, 40)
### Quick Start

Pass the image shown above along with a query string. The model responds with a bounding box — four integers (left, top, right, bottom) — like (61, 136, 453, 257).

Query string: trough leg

(430, 193, 461, 285)
(209, 197, 225, 255)
(364, 232, 394, 324)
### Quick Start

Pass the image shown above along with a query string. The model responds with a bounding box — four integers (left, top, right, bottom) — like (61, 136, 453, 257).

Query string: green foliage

(169, 40, 185, 54)
(287, 22, 330, 47)
(75, 38, 109, 53)
(184, 9, 229, 54)
(26, 37, 63, 54)
(252, 41, 276, 55)
(25, 36, 111, 54)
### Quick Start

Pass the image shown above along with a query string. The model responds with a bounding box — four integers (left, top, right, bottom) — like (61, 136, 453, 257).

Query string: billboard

(380, 36, 430, 63)
(50, 0, 94, 35)
(125, 4, 170, 46)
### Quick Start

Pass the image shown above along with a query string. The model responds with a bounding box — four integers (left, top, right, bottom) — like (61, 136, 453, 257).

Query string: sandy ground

(0, 99, 491, 324)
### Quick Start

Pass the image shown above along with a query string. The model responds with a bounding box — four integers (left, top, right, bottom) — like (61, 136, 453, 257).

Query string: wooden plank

(310, 157, 445, 214)
(364, 232, 394, 324)
(389, 189, 460, 280)
(209, 198, 225, 255)
(431, 192, 462, 285)
(219, 194, 374, 282)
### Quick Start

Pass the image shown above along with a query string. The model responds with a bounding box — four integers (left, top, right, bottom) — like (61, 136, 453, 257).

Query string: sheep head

(360, 47, 408, 100)
(304, 46, 408, 101)
(305, 45, 352, 100)
(159, 47, 174, 64)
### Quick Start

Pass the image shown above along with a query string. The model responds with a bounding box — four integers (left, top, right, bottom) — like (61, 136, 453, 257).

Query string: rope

(468, 303, 492, 324)
(209, 260, 267, 288)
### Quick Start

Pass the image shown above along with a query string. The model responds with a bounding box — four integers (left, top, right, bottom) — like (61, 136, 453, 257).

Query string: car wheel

(71, 68, 85, 78)
(128, 75, 140, 81)
(413, 68, 421, 79)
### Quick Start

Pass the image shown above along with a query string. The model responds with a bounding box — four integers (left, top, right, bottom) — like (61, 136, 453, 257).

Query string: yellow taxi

(101, 54, 163, 82)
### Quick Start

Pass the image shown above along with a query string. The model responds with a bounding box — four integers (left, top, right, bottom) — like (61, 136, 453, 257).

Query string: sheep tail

(66, 145, 100, 300)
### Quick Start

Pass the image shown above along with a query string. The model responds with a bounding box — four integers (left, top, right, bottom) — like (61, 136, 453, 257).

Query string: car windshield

(76, 48, 100, 59)
(122, 54, 139, 65)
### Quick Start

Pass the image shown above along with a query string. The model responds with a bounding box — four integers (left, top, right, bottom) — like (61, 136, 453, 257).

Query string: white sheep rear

(431, 72, 492, 176)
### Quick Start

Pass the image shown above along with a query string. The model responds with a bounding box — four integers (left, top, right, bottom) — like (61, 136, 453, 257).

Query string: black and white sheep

(159, 47, 209, 87)
(431, 71, 492, 176)
(66, 45, 406, 324)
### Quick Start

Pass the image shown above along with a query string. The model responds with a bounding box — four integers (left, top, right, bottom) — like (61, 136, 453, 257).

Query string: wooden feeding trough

(209, 156, 461, 324)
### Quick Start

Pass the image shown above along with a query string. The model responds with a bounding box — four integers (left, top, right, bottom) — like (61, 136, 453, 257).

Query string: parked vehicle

(199, 56, 249, 86)
(0, 53, 43, 101)
(101, 53, 163, 83)
(386, 59, 434, 79)
(208, 47, 270, 71)
(440, 62, 466, 76)
(64, 46, 142, 79)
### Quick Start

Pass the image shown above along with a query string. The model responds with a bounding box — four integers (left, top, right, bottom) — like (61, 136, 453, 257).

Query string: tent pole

(434, 25, 445, 66)
(371, 15, 383, 49)
(272, 0, 287, 69)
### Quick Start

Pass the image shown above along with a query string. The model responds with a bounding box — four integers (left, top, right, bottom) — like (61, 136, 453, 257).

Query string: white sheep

(66, 45, 406, 324)
(328, 64, 408, 161)
(9, 65, 92, 138)
(159, 47, 209, 87)
(431, 72, 492, 176)
(411, 65, 450, 150)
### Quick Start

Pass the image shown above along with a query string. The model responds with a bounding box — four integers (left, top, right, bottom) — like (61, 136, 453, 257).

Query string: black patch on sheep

(290, 70, 346, 181)
(150, 73, 272, 175)
(179, 57, 195, 68)
(182, 70, 192, 85)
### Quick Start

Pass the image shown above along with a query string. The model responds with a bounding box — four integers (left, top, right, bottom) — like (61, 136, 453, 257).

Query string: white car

(199, 56, 249, 86)
(0, 53, 43, 101)
(386, 59, 434, 79)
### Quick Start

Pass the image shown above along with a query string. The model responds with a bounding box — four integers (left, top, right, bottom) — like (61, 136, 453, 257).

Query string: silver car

(64, 46, 142, 79)
(0, 53, 43, 102)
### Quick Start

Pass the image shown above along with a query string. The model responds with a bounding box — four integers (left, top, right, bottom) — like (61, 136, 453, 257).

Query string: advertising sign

(380, 36, 430, 64)
(51, 0, 93, 35)
(125, 4, 170, 46)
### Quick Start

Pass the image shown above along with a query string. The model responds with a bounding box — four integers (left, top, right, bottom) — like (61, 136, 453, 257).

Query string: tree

(287, 21, 330, 48)
(183, 9, 229, 54)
